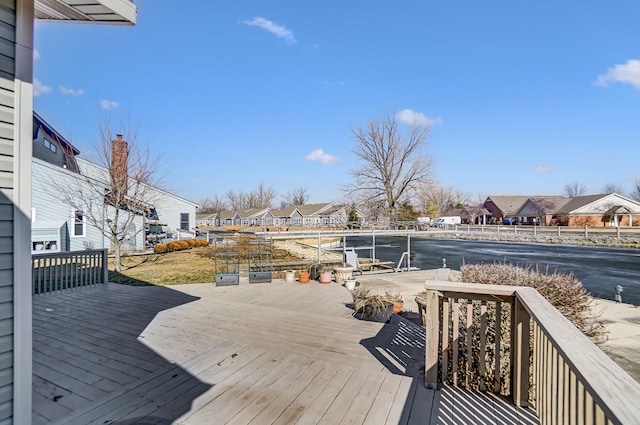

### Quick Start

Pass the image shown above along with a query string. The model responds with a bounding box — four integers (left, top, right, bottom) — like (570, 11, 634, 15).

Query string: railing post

(424, 290, 440, 389)
(102, 249, 109, 284)
(511, 295, 530, 407)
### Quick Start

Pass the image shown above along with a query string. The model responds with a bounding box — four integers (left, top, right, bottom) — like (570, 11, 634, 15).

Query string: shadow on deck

(32, 284, 210, 424)
(33, 280, 538, 424)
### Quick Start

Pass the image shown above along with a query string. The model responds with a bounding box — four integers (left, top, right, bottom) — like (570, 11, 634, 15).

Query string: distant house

(217, 211, 241, 226)
(31, 113, 198, 253)
(196, 213, 217, 227)
(516, 196, 570, 226)
(209, 203, 350, 229)
(483, 196, 536, 223)
(554, 194, 640, 227)
(238, 208, 271, 227)
(269, 206, 303, 227)
(486, 193, 640, 226)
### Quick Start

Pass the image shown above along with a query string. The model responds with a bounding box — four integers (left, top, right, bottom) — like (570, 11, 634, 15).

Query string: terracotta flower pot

(299, 271, 310, 283)
(393, 300, 404, 314)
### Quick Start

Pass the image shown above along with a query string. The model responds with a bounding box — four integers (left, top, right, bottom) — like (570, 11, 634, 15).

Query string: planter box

(354, 302, 393, 323)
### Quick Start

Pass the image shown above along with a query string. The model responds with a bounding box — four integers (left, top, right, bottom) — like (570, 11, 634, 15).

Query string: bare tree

(50, 119, 161, 272)
(563, 182, 587, 197)
(198, 194, 228, 214)
(602, 183, 624, 195)
(418, 182, 467, 218)
(631, 180, 640, 201)
(226, 182, 277, 210)
(254, 181, 277, 209)
(283, 186, 309, 207)
(345, 111, 433, 220)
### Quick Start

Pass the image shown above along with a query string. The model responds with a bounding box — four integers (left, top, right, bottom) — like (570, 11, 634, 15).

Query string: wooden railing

(422, 281, 640, 425)
(32, 249, 109, 294)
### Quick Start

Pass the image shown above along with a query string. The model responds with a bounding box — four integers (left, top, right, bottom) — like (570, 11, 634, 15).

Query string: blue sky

(34, 1, 640, 205)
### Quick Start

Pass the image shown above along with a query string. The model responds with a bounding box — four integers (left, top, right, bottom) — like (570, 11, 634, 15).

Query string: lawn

(107, 243, 311, 286)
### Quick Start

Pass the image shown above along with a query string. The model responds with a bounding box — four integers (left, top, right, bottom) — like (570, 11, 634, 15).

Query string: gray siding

(0, 0, 13, 422)
(32, 130, 66, 169)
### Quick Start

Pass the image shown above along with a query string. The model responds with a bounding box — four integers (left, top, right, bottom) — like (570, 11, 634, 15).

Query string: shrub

(185, 239, 197, 248)
(165, 242, 180, 252)
(439, 262, 608, 394)
(153, 244, 167, 253)
(175, 240, 189, 250)
(461, 262, 606, 343)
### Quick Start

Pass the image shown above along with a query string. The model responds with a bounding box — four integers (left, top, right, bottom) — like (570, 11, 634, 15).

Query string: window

(180, 213, 189, 230)
(44, 139, 57, 154)
(72, 209, 85, 237)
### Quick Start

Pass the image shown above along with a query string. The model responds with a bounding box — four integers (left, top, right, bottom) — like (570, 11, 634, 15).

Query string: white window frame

(71, 209, 86, 237)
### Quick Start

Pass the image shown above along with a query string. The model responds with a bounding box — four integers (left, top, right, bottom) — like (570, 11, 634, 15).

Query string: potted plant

(385, 291, 404, 314)
(333, 263, 354, 284)
(284, 270, 296, 282)
(318, 264, 333, 284)
(351, 288, 394, 322)
(298, 269, 310, 283)
(344, 278, 357, 291)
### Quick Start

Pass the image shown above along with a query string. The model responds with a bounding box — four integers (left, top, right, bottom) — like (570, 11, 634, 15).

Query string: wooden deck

(32, 280, 539, 424)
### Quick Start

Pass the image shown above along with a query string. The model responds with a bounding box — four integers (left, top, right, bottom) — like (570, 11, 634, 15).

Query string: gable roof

(523, 196, 571, 213)
(556, 194, 611, 214)
(484, 196, 533, 216)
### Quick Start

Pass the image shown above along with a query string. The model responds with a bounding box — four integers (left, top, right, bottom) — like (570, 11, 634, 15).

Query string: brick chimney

(110, 134, 128, 195)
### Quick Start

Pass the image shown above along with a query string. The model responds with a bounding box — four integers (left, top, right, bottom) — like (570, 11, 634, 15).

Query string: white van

(431, 216, 461, 227)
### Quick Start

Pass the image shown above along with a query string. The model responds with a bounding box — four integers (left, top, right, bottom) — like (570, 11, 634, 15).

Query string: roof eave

(35, 0, 137, 25)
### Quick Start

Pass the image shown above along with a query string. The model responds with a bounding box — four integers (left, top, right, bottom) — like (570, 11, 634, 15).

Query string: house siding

(0, 1, 14, 421)
(32, 127, 69, 170)
(150, 189, 197, 236)
(32, 158, 106, 251)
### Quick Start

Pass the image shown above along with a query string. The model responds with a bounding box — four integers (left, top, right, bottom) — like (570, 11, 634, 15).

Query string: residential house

(270, 206, 303, 227)
(554, 193, 640, 226)
(487, 194, 640, 226)
(196, 212, 218, 227)
(516, 196, 571, 226)
(483, 196, 535, 223)
(5, 1, 138, 422)
(239, 208, 271, 227)
(31, 113, 198, 253)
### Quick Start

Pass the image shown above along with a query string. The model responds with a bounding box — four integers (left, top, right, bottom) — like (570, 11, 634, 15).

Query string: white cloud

(535, 165, 553, 174)
(594, 59, 640, 90)
(33, 49, 40, 61)
(322, 80, 346, 86)
(396, 109, 442, 126)
(99, 99, 119, 110)
(243, 17, 296, 44)
(305, 148, 338, 165)
(33, 78, 51, 96)
(60, 86, 84, 96)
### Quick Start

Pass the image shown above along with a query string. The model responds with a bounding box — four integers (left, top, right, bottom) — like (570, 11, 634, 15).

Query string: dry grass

(108, 242, 307, 286)
(108, 248, 216, 286)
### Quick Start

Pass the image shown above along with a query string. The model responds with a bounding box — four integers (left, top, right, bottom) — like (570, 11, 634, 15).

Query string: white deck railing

(32, 249, 108, 294)
(422, 281, 640, 425)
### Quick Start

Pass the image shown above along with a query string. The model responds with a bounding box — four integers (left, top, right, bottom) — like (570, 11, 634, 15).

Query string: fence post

(425, 290, 440, 389)
(511, 295, 530, 407)
(102, 249, 109, 284)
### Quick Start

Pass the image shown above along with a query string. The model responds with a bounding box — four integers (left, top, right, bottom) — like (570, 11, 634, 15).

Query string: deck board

(33, 280, 538, 424)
